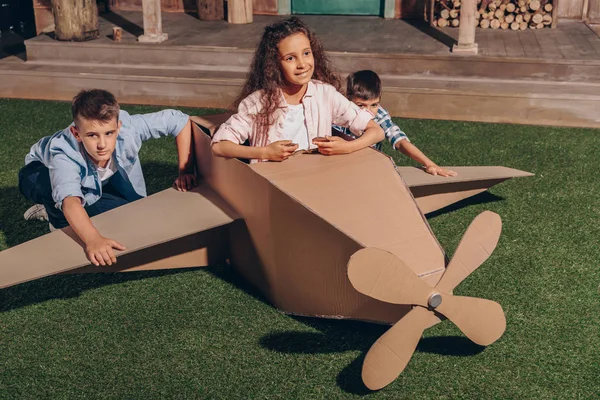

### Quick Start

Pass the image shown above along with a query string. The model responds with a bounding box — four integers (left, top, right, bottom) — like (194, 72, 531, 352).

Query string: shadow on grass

(0, 260, 266, 315)
(0, 186, 49, 248)
(260, 320, 485, 394)
(425, 191, 504, 220)
(0, 268, 199, 312)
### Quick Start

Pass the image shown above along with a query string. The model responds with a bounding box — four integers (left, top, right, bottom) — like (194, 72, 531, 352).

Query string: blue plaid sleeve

(332, 124, 347, 135)
(375, 107, 409, 149)
(332, 124, 360, 141)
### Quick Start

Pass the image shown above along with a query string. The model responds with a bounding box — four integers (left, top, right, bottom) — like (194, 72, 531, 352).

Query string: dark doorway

(0, 0, 36, 37)
(0, 0, 35, 60)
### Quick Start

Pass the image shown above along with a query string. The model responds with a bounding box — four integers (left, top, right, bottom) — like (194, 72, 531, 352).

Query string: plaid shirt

(332, 106, 409, 151)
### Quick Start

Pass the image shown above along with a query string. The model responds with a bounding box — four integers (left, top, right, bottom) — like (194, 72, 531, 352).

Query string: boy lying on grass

(19, 89, 196, 266)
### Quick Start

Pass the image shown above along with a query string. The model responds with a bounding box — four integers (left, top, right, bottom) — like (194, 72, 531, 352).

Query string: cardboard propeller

(347, 211, 505, 390)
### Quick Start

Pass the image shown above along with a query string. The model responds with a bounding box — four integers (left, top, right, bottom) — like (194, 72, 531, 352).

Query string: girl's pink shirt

(211, 80, 374, 160)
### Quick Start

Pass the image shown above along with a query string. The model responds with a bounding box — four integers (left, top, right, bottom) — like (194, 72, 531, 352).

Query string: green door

(292, 0, 382, 16)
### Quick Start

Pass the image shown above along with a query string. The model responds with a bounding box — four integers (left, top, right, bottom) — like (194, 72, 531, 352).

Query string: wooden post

(197, 0, 224, 20)
(452, 0, 479, 54)
(138, 0, 168, 43)
(228, 0, 253, 24)
(51, 0, 99, 41)
(383, 0, 396, 19)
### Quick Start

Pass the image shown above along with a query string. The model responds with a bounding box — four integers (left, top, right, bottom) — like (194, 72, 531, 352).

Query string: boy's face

(278, 32, 314, 90)
(70, 117, 121, 168)
(351, 97, 380, 116)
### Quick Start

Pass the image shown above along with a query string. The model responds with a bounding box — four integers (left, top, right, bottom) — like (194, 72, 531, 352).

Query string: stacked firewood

(431, 0, 555, 29)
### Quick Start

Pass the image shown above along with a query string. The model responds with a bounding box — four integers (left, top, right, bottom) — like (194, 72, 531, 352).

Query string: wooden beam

(452, 0, 479, 54)
(51, 0, 99, 41)
(278, 0, 291, 15)
(228, 0, 253, 23)
(384, 0, 396, 18)
(138, 0, 168, 43)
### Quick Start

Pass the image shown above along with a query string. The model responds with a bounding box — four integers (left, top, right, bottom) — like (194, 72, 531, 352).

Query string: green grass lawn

(1, 98, 599, 399)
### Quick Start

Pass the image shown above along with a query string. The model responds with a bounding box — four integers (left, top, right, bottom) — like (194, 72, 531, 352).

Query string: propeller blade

(347, 248, 433, 307)
(436, 294, 506, 346)
(362, 307, 431, 390)
(437, 211, 502, 293)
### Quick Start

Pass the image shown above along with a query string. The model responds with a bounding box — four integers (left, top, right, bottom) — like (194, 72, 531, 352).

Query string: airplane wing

(0, 184, 238, 289)
(397, 166, 534, 214)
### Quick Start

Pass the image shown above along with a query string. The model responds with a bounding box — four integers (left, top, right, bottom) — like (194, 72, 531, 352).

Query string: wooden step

(24, 34, 600, 83)
(1, 60, 599, 128)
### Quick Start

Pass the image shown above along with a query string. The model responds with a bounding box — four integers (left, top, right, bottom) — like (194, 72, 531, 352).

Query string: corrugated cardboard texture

(193, 124, 444, 323)
(0, 185, 236, 288)
(252, 151, 447, 281)
(398, 166, 534, 187)
(64, 226, 230, 274)
(397, 166, 534, 214)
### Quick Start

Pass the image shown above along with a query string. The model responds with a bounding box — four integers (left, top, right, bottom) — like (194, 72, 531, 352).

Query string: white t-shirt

(97, 157, 118, 185)
(282, 103, 309, 151)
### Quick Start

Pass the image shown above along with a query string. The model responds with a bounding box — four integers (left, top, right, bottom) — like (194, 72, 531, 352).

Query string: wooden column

(138, 0, 168, 43)
(452, 0, 478, 54)
(278, 0, 291, 15)
(228, 0, 253, 24)
(51, 0, 99, 41)
(383, 0, 395, 19)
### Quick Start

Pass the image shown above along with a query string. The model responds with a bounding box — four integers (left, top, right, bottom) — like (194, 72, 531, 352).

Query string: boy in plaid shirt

(333, 70, 457, 177)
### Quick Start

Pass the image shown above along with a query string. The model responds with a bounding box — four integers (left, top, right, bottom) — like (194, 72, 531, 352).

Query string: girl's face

(277, 32, 314, 90)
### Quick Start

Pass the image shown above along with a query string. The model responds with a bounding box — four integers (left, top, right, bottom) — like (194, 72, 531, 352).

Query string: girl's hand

(313, 136, 351, 155)
(174, 173, 197, 192)
(425, 165, 458, 177)
(265, 140, 299, 161)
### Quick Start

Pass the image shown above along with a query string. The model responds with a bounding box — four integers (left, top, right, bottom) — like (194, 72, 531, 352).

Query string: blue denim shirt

(25, 109, 189, 210)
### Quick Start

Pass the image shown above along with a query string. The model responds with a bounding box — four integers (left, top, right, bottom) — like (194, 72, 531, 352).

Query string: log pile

(431, 0, 556, 29)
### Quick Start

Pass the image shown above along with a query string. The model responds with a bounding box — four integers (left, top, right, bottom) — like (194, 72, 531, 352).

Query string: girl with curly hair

(211, 17, 384, 162)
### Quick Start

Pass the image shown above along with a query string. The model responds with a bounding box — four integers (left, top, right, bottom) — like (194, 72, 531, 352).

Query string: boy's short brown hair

(71, 89, 120, 127)
(346, 70, 382, 101)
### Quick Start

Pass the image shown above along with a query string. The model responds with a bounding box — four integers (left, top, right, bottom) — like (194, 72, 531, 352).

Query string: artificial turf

(1, 98, 599, 399)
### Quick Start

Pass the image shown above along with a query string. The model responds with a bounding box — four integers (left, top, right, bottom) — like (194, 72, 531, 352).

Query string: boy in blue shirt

(333, 70, 457, 177)
(19, 89, 196, 267)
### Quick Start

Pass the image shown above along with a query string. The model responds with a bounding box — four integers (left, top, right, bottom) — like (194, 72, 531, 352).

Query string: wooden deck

(88, 12, 600, 60)
(473, 22, 600, 59)
(1, 12, 599, 128)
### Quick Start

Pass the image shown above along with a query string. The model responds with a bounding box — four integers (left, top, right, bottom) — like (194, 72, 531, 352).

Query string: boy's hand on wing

(425, 165, 458, 177)
(174, 173, 197, 192)
(314, 136, 351, 155)
(265, 140, 298, 161)
(85, 235, 126, 267)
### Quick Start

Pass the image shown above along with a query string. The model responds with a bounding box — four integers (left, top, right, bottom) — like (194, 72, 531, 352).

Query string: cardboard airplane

(0, 115, 533, 390)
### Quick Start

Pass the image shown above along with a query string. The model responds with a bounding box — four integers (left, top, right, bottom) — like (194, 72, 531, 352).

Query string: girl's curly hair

(233, 17, 341, 137)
